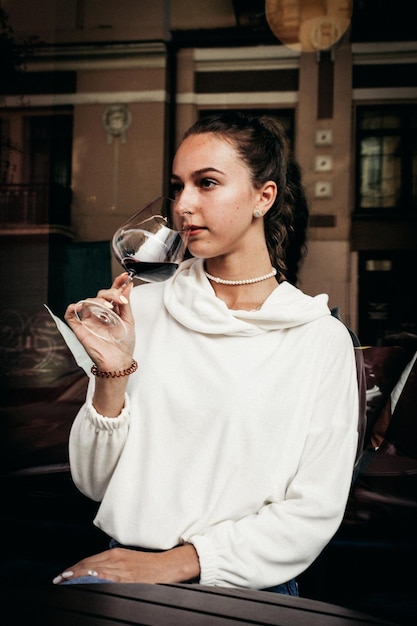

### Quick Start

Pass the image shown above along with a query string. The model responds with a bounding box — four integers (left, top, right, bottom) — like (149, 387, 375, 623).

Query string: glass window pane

(360, 110, 400, 130)
(381, 114, 401, 129)
(360, 136, 401, 207)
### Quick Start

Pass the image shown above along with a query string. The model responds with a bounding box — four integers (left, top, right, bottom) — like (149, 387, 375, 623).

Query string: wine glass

(74, 196, 189, 342)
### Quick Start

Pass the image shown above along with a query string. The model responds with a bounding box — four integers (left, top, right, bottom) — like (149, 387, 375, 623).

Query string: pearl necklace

(204, 267, 277, 285)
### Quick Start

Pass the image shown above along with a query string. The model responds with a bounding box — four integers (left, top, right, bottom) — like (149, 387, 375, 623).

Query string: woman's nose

(173, 196, 194, 216)
(171, 198, 192, 231)
(180, 205, 192, 215)
(174, 185, 200, 211)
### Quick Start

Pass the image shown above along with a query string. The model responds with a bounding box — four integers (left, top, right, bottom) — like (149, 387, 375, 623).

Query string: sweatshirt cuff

(188, 534, 217, 586)
(86, 393, 130, 430)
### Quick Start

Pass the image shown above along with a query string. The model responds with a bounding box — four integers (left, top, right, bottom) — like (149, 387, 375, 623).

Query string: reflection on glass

(360, 136, 401, 208)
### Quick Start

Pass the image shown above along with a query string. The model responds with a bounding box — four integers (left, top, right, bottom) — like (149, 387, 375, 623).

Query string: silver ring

(87, 569, 98, 577)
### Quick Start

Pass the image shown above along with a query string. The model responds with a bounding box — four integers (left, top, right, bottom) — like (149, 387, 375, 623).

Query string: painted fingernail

(120, 295, 128, 304)
(53, 570, 73, 584)
(103, 301, 114, 309)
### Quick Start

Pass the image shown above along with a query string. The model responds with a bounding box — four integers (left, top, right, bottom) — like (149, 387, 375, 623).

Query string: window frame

(354, 104, 417, 219)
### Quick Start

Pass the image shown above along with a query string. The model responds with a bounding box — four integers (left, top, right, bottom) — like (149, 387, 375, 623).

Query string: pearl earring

(253, 209, 263, 218)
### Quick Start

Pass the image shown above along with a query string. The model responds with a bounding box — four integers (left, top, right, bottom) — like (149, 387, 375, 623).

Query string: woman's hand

(52, 545, 200, 585)
(64, 273, 135, 372)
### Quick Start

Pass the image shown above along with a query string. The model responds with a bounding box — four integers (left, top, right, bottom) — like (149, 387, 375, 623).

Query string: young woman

(54, 112, 359, 593)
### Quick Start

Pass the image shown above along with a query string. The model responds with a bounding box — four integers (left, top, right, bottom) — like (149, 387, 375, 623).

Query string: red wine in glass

(122, 260, 179, 282)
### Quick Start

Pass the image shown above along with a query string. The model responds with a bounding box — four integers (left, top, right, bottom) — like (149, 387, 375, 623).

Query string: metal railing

(0, 183, 72, 227)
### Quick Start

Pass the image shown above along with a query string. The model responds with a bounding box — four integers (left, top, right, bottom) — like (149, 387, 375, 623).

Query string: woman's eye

(200, 178, 216, 189)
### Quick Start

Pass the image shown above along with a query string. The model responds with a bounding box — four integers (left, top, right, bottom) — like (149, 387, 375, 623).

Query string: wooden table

(3, 582, 399, 625)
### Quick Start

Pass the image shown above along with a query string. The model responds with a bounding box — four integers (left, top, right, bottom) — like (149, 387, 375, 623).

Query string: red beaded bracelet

(91, 359, 138, 379)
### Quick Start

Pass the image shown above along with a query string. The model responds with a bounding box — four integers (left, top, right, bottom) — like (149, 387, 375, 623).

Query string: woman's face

(171, 132, 269, 260)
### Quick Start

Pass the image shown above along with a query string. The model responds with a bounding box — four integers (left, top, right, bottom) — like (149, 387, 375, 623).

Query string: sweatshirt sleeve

(187, 327, 359, 589)
(68, 380, 131, 502)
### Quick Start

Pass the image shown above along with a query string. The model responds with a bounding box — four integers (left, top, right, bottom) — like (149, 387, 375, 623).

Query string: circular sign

(265, 0, 353, 52)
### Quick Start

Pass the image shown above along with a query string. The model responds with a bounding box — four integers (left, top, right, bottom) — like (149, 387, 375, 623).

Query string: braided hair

(183, 111, 309, 285)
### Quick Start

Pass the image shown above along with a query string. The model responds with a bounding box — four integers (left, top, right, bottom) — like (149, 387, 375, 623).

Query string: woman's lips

(186, 225, 205, 237)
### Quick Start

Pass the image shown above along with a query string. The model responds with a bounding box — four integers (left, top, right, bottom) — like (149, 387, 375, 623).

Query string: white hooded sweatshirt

(69, 257, 359, 589)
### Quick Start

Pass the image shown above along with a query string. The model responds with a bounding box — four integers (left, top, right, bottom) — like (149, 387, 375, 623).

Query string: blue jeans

(60, 540, 299, 595)
(263, 579, 299, 596)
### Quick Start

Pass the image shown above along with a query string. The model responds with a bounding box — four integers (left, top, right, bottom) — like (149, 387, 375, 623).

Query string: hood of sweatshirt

(164, 258, 330, 336)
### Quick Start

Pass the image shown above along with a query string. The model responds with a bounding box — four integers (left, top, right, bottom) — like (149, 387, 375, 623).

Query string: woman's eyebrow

(171, 167, 226, 180)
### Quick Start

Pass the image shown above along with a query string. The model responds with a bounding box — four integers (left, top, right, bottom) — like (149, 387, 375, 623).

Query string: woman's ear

(256, 181, 277, 215)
